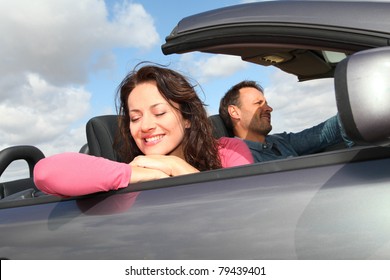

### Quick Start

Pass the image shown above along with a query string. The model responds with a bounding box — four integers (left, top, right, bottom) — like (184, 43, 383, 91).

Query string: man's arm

(280, 114, 354, 156)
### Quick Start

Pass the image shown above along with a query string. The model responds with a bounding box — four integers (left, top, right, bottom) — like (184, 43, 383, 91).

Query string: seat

(208, 114, 233, 138)
(0, 145, 45, 199)
(79, 143, 90, 154)
(86, 115, 121, 162)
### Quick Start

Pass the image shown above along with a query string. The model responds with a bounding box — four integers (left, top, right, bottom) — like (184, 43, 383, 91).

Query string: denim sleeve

(279, 114, 353, 155)
(337, 114, 355, 148)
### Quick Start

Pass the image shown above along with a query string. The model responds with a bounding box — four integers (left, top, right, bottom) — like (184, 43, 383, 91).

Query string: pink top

(34, 137, 253, 197)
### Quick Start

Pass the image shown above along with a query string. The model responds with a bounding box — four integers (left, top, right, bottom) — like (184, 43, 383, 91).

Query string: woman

(34, 64, 253, 197)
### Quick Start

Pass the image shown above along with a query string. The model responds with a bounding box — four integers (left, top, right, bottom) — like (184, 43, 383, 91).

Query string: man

(219, 80, 353, 162)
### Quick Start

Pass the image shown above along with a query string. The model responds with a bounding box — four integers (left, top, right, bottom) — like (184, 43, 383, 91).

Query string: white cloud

(0, 0, 159, 86)
(0, 0, 159, 147)
(111, 2, 160, 48)
(0, 73, 90, 145)
(0, 0, 160, 181)
(266, 71, 337, 133)
(179, 53, 248, 83)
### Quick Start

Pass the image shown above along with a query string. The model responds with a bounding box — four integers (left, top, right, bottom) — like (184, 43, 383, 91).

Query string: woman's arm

(218, 137, 254, 168)
(33, 153, 168, 197)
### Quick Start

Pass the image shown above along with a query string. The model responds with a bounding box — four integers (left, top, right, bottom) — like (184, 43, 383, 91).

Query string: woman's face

(128, 81, 190, 158)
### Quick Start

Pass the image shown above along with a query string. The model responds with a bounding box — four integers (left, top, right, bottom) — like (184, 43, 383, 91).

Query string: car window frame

(1, 144, 389, 210)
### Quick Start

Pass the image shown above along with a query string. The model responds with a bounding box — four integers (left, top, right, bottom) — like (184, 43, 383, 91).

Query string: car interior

(0, 146, 44, 200)
(207, 47, 353, 82)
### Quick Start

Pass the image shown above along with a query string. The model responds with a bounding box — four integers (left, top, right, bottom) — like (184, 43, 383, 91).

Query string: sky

(0, 0, 343, 181)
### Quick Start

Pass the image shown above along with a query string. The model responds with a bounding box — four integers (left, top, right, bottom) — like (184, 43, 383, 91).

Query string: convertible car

(1, 0, 390, 259)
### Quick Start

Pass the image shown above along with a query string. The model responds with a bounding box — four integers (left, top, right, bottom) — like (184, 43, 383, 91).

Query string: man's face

(236, 87, 273, 139)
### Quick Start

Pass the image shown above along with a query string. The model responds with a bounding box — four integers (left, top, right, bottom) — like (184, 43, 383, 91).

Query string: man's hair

(219, 80, 264, 131)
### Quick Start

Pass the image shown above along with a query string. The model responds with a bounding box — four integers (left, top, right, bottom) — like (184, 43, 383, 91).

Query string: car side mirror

(335, 47, 390, 145)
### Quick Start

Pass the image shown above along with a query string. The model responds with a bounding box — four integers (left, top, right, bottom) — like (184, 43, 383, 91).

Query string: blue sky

(85, 0, 274, 117)
(1, 0, 341, 180)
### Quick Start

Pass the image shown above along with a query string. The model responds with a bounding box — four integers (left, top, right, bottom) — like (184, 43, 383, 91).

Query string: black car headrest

(208, 114, 234, 138)
(86, 115, 121, 162)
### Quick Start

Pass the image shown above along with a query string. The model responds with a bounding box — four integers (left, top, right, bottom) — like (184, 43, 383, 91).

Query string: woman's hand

(129, 165, 170, 183)
(130, 155, 199, 177)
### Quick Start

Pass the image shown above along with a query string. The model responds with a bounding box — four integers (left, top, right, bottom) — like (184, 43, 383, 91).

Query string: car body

(1, 0, 390, 259)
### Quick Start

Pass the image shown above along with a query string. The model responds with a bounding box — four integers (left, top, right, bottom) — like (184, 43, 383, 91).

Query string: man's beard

(252, 122, 272, 137)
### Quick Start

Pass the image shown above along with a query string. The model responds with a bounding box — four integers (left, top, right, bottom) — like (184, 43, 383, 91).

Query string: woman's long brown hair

(114, 63, 222, 171)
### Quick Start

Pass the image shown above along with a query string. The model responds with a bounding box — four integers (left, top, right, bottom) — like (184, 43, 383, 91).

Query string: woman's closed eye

(130, 112, 166, 122)
(155, 112, 166, 117)
(130, 114, 141, 123)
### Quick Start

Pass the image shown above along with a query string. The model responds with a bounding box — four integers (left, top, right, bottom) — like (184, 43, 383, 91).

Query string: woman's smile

(144, 134, 165, 144)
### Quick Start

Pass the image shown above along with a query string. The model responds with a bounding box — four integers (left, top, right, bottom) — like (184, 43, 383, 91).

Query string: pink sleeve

(33, 153, 131, 197)
(217, 137, 254, 168)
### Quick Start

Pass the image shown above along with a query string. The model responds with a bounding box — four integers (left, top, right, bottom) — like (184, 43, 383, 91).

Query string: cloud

(265, 71, 337, 133)
(0, 0, 159, 151)
(178, 53, 248, 83)
(0, 73, 90, 144)
(0, 0, 160, 181)
(0, 0, 159, 86)
(111, 1, 160, 48)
